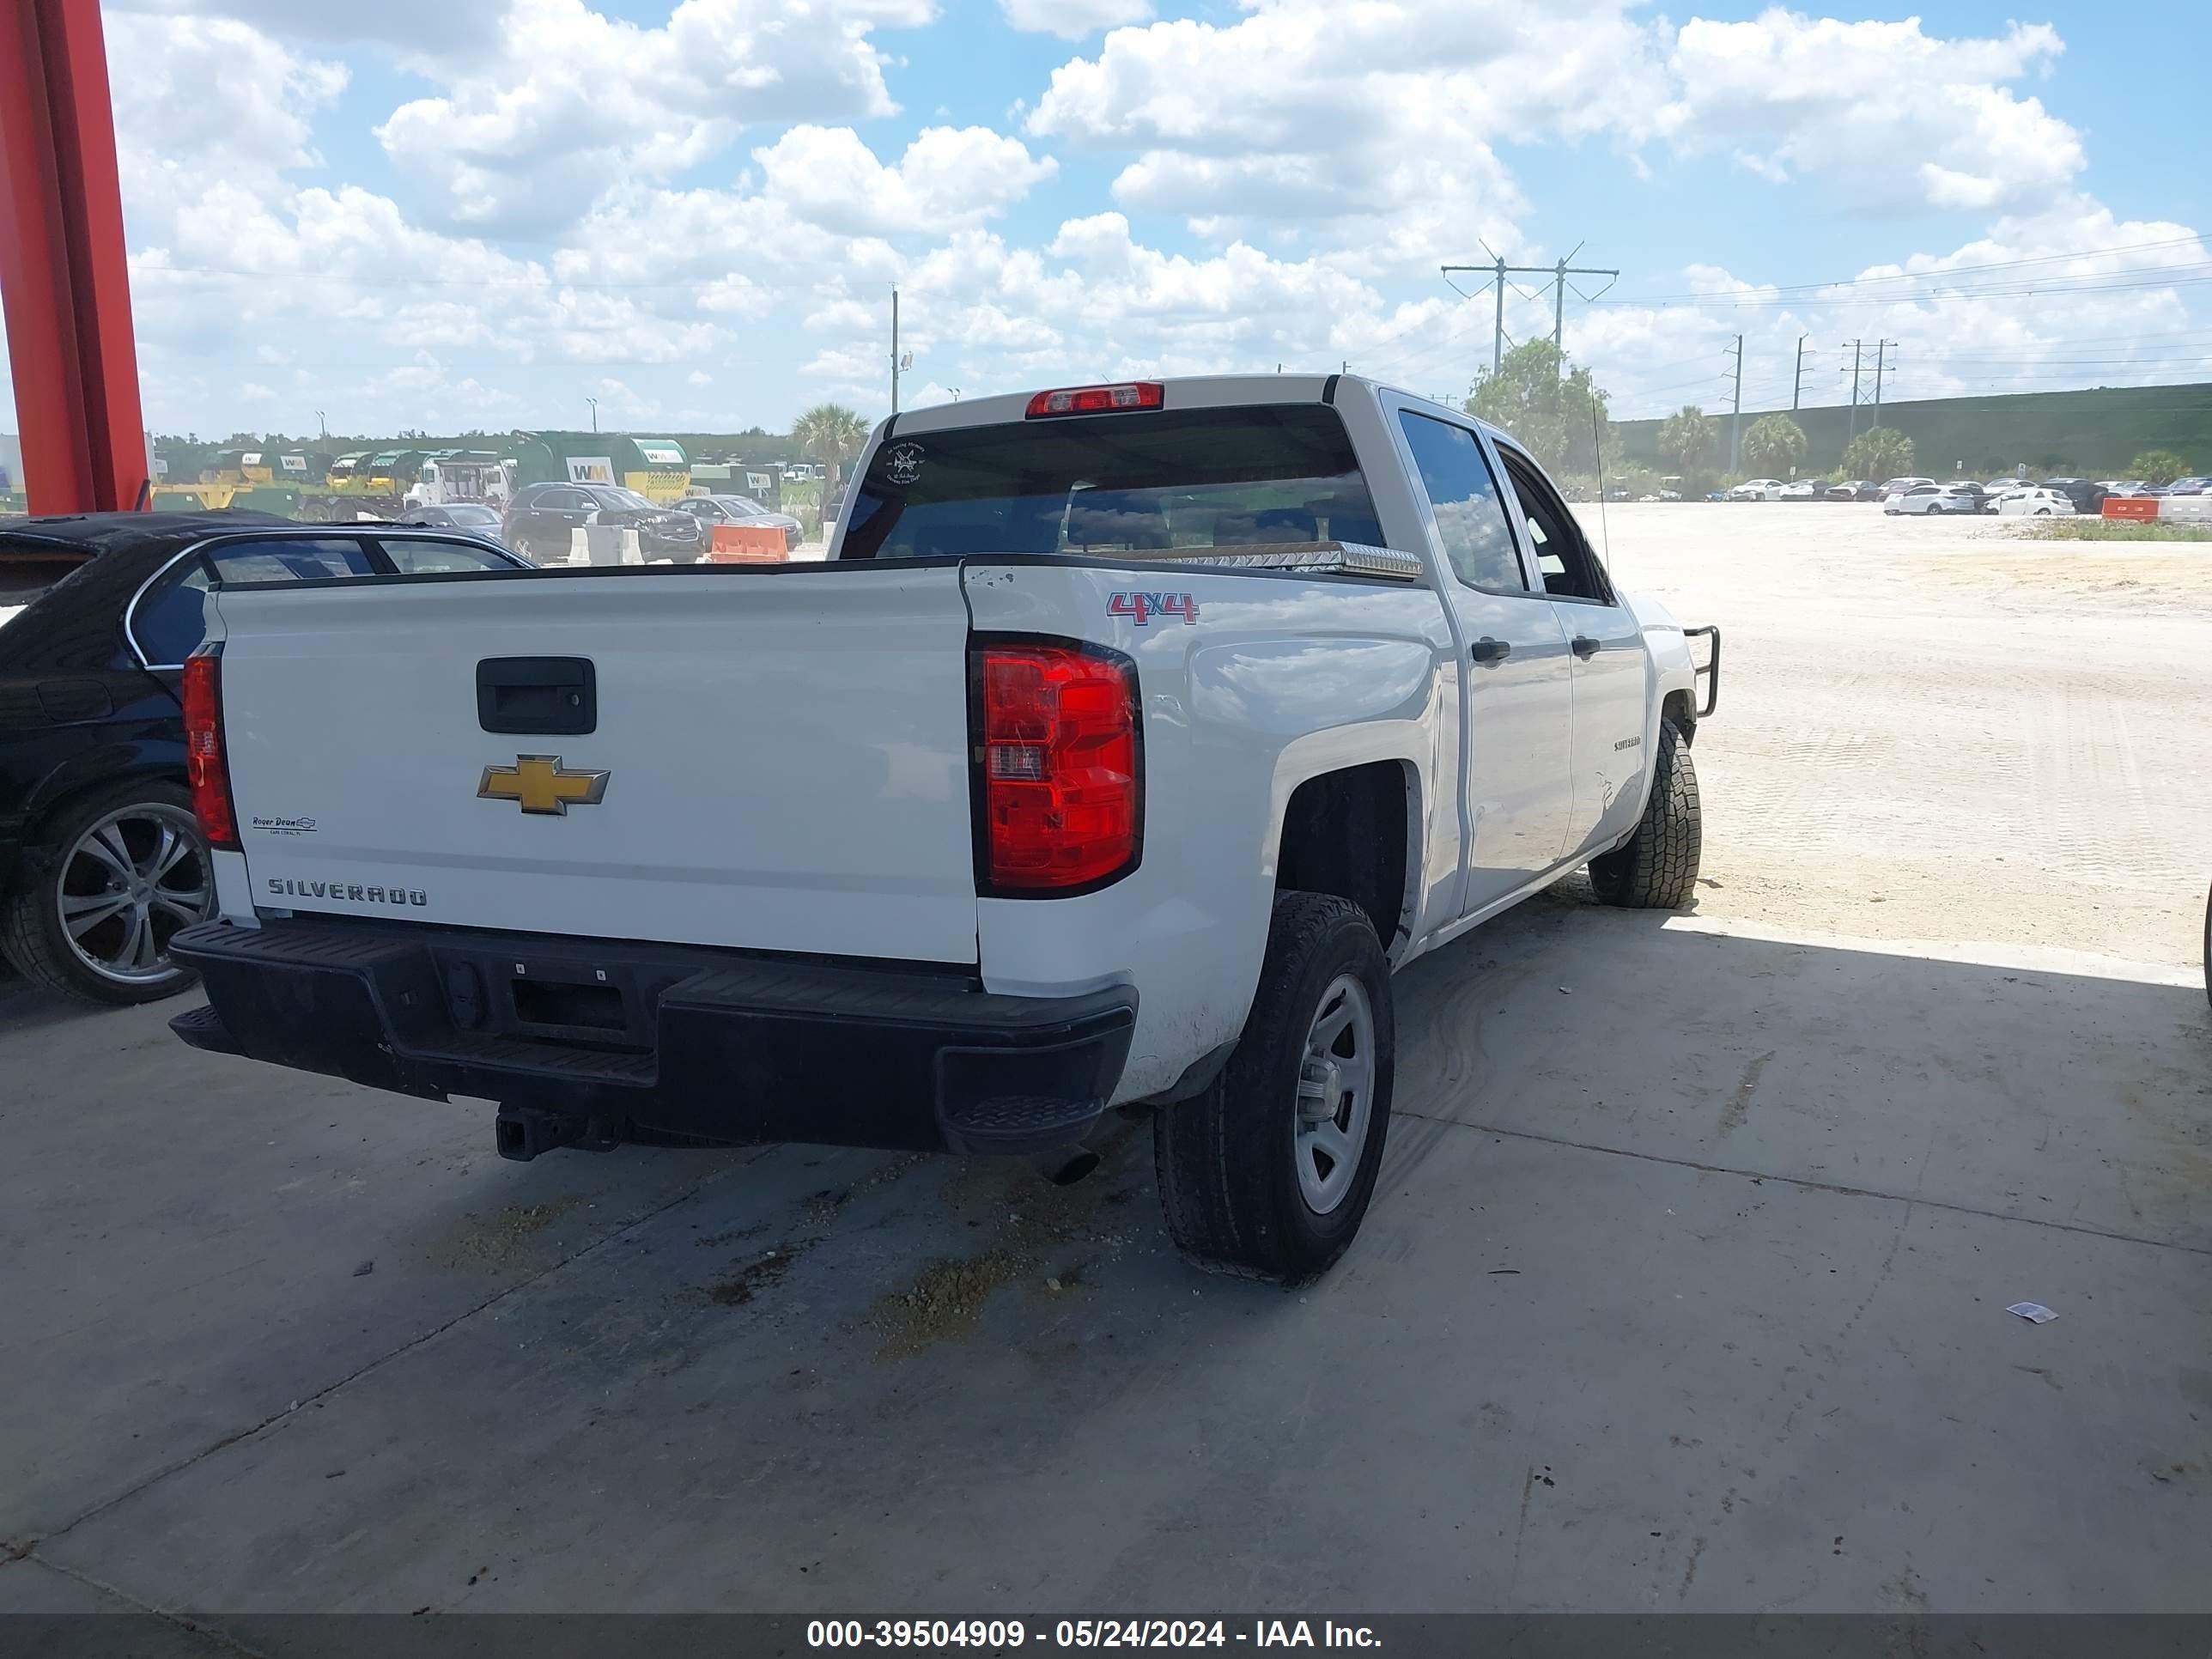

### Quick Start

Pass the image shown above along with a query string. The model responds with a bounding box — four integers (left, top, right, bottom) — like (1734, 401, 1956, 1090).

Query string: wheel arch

(1268, 755, 1420, 957)
(13, 745, 190, 887)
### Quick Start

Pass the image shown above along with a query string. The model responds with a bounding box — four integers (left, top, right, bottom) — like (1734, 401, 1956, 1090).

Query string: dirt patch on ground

(704, 1243, 799, 1305)
(867, 1118, 1146, 1359)
(429, 1195, 582, 1272)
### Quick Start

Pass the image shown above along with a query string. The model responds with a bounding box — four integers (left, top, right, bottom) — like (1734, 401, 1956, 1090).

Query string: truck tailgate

(209, 567, 980, 963)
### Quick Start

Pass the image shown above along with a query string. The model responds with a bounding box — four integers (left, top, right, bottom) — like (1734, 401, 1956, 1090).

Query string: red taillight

(975, 643, 1140, 891)
(181, 652, 239, 851)
(1024, 382, 1164, 419)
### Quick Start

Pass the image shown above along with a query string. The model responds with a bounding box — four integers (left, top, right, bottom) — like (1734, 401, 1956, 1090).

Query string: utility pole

(1727, 335, 1744, 475)
(1842, 339, 1895, 441)
(585, 396, 599, 434)
(1492, 253, 1504, 377)
(314, 409, 327, 441)
(1442, 245, 1618, 381)
(1791, 336, 1806, 412)
(890, 286, 900, 416)
(1844, 342, 1863, 446)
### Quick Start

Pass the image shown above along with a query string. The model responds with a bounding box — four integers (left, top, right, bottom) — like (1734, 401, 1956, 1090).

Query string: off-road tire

(1153, 891, 1395, 1285)
(1589, 717, 1701, 908)
(1, 779, 209, 1006)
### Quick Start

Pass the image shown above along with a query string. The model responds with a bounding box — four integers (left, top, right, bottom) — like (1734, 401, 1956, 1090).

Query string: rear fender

(963, 559, 1453, 1102)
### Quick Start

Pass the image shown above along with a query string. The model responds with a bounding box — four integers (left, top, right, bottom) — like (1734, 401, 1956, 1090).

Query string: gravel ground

(1600, 502, 2212, 969)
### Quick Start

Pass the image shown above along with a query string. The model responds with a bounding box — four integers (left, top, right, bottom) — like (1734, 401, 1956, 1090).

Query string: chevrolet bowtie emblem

(477, 755, 611, 815)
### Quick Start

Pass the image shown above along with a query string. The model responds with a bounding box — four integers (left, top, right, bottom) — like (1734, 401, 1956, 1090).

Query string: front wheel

(1589, 718, 1702, 908)
(1154, 892, 1395, 1285)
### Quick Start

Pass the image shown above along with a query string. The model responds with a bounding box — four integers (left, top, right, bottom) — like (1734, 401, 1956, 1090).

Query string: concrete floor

(2, 506, 2208, 1634)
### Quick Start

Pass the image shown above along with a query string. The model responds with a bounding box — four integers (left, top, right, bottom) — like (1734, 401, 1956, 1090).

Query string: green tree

(1464, 339, 1611, 480)
(1841, 427, 1915, 481)
(1742, 413, 1808, 477)
(792, 403, 872, 490)
(1657, 404, 1718, 477)
(2129, 448, 2190, 486)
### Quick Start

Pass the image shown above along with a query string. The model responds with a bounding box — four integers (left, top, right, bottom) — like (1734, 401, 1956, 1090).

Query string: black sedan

(668, 494, 803, 553)
(1, 513, 526, 1004)
(397, 502, 506, 534)
(500, 482, 706, 563)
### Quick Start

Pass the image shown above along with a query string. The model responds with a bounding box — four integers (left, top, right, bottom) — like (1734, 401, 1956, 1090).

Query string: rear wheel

(1589, 718, 1702, 908)
(2, 781, 215, 1005)
(1153, 892, 1394, 1285)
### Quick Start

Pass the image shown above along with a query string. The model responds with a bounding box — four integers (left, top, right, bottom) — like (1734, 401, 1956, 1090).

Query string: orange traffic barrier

(708, 523, 789, 562)
(2103, 495, 2160, 520)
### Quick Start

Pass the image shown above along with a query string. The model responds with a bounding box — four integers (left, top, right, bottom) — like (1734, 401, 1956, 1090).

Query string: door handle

(1571, 635, 1601, 659)
(1469, 637, 1511, 665)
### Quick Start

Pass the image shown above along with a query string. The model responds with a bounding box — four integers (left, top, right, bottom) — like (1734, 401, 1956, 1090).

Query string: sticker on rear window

(884, 442, 925, 484)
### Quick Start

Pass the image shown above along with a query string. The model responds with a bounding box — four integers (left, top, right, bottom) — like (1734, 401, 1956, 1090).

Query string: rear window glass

(838, 404, 1382, 562)
(0, 549, 93, 634)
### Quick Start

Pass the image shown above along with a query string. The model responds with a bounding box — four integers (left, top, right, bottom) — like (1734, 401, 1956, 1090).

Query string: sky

(2, 0, 2206, 440)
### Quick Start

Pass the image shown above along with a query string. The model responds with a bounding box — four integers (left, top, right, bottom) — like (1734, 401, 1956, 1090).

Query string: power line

(1441, 242, 1620, 376)
(1587, 265, 2212, 315)
(1589, 234, 2205, 307)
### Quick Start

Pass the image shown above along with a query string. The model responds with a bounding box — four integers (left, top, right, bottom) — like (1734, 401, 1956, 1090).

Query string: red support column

(0, 0, 149, 514)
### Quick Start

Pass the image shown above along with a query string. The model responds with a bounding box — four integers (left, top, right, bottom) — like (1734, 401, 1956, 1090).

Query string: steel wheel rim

(55, 803, 213, 986)
(1293, 973, 1376, 1215)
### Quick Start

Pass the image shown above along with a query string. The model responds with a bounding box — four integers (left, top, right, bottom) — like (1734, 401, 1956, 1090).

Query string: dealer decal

(1109, 591, 1200, 626)
(883, 442, 925, 484)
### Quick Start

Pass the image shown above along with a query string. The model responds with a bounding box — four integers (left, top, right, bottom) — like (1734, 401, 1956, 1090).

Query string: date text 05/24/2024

(806, 1622, 1382, 1650)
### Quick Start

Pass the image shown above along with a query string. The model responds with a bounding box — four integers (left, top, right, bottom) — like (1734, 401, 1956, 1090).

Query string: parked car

(1727, 478, 1786, 501)
(397, 503, 506, 534)
(501, 483, 707, 564)
(166, 373, 1721, 1284)
(2166, 477, 2212, 497)
(1879, 477, 1936, 498)
(1826, 479, 1871, 501)
(1884, 483, 1981, 515)
(1778, 479, 1831, 501)
(1942, 481, 1993, 512)
(2039, 478, 2110, 514)
(668, 494, 803, 553)
(1997, 488, 2078, 517)
(0, 514, 527, 1005)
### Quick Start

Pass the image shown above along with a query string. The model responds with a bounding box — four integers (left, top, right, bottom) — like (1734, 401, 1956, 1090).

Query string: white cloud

(1000, 0, 1152, 37)
(1658, 15, 2081, 212)
(1027, 0, 2084, 261)
(10, 0, 2189, 445)
(105, 11, 347, 234)
(1027, 0, 1664, 255)
(373, 0, 936, 232)
(751, 125, 1057, 235)
(117, 0, 506, 51)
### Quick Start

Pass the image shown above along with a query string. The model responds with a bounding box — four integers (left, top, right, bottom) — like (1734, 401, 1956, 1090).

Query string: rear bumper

(168, 919, 1134, 1156)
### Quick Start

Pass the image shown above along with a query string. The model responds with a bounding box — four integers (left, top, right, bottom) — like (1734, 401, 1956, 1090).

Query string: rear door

(1492, 445, 1650, 861)
(210, 565, 982, 964)
(1384, 403, 1575, 917)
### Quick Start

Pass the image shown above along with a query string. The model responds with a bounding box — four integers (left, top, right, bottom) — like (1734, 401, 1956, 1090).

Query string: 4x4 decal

(1108, 591, 1199, 626)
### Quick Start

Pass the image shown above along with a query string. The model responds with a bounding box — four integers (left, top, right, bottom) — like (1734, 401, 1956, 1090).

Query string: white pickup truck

(169, 374, 1718, 1282)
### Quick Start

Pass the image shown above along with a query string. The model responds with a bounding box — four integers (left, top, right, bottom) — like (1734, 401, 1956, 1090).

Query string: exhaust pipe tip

(1032, 1144, 1102, 1188)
